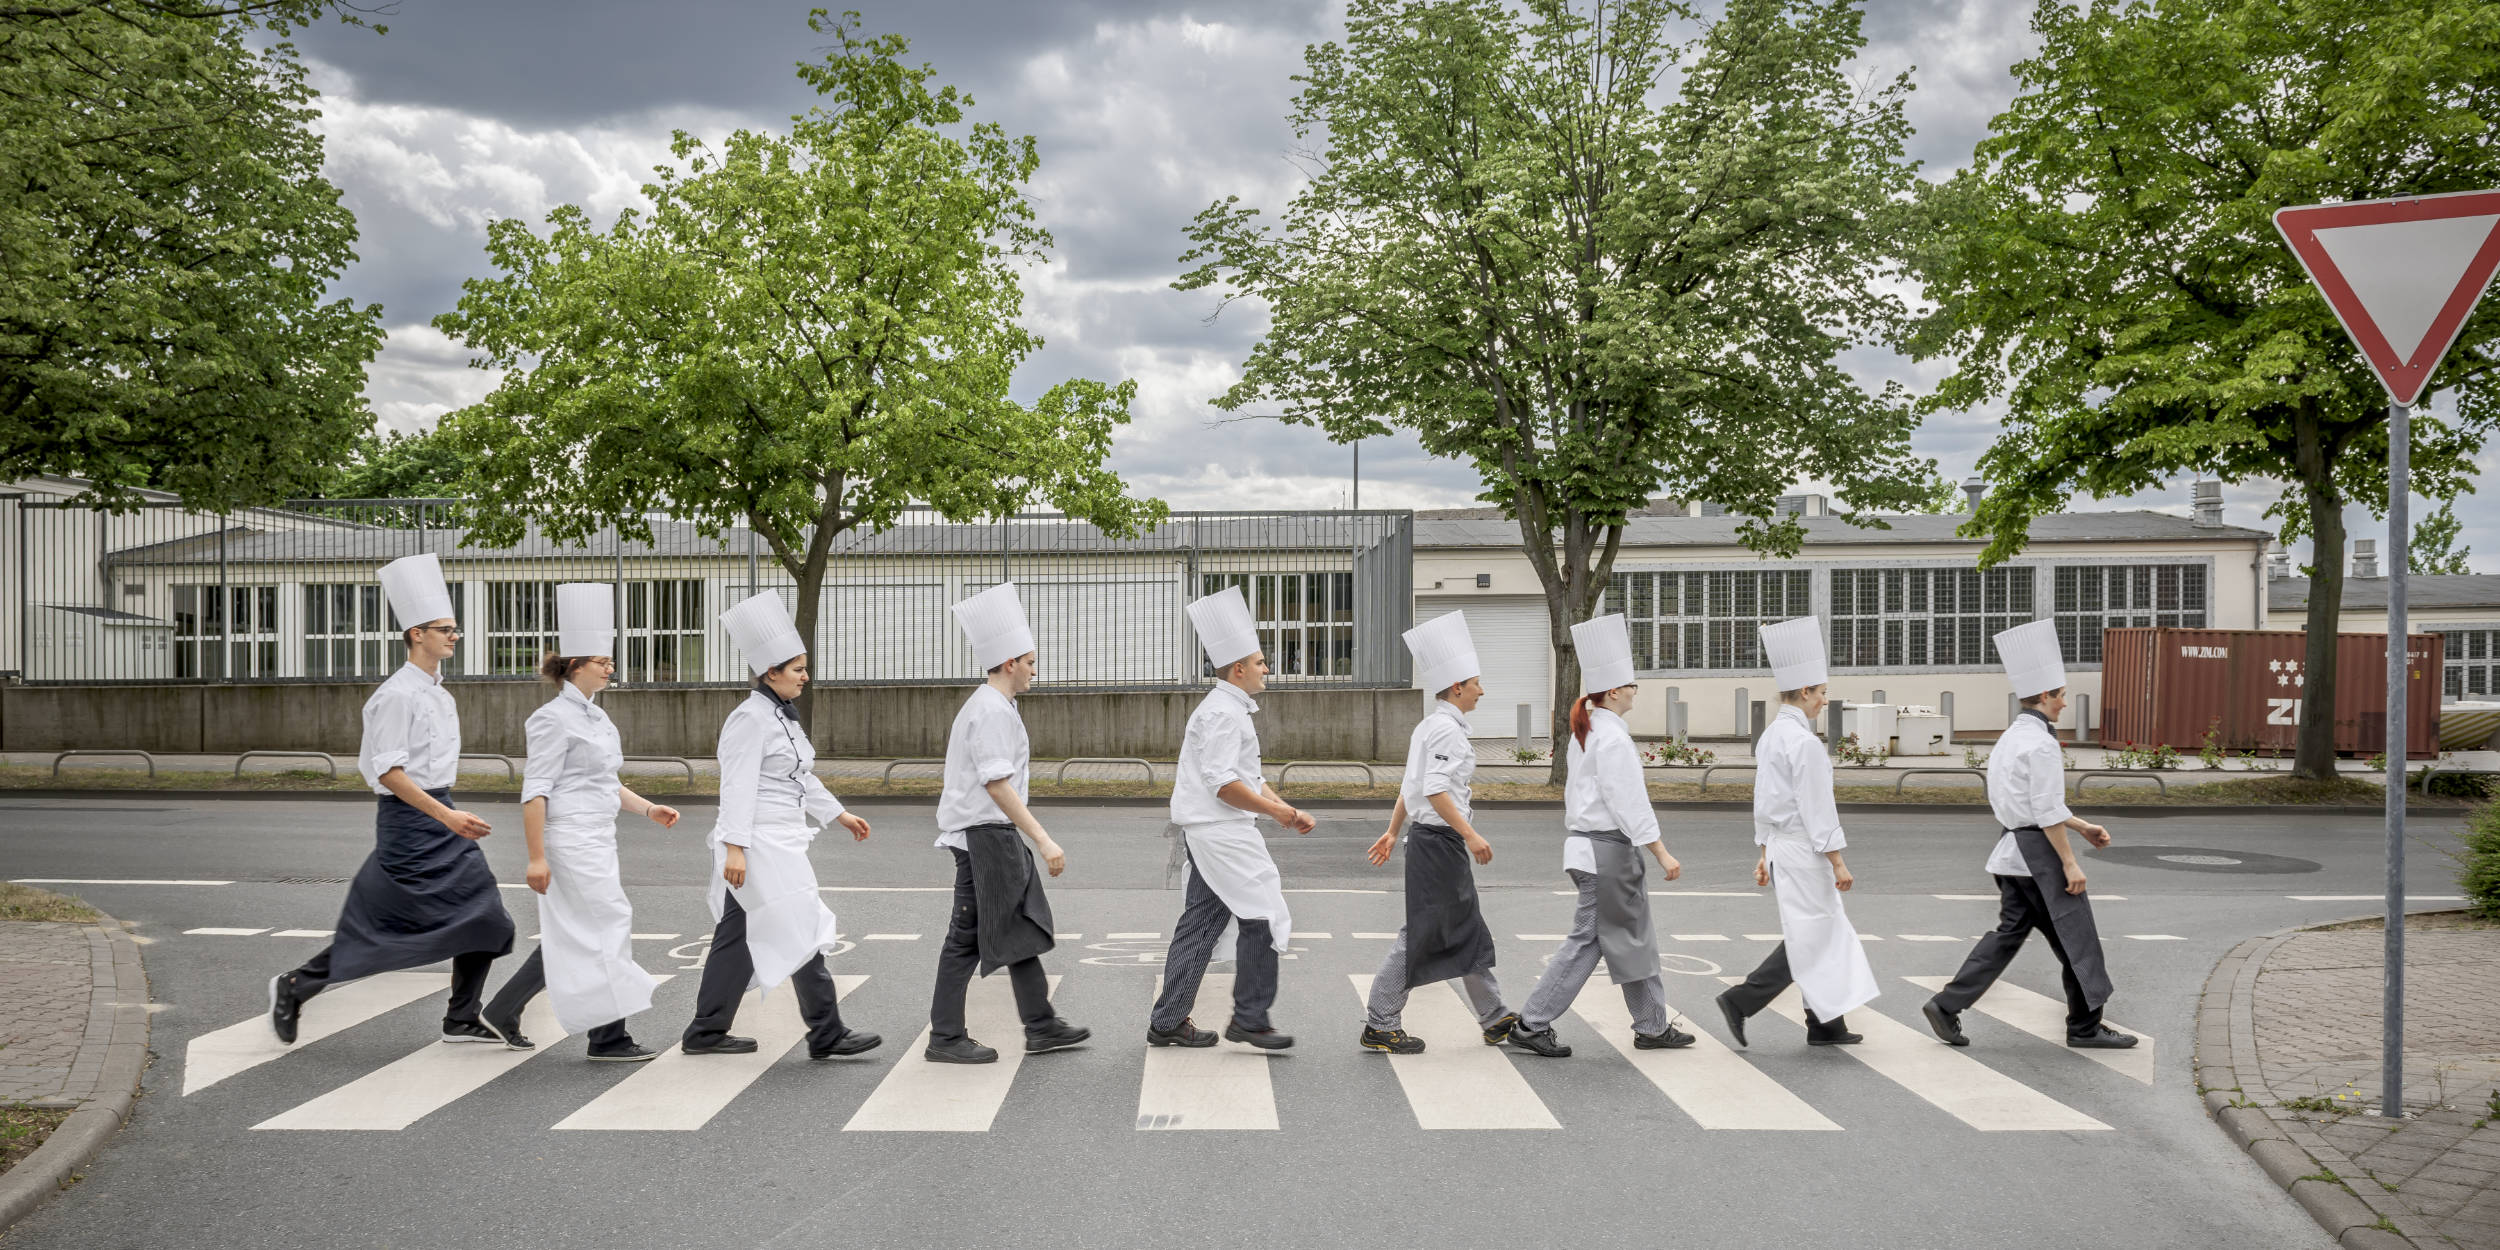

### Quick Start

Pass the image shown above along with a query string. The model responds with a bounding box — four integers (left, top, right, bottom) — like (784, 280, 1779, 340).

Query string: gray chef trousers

(1520, 868, 1669, 1035)
(1365, 925, 1508, 1031)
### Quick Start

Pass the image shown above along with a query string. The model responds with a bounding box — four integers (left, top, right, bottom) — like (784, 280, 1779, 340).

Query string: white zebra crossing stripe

(843, 975, 1065, 1132)
(1348, 975, 1558, 1131)
(554, 976, 865, 1132)
(1136, 975, 1278, 1131)
(184, 971, 448, 1096)
(1724, 980, 2109, 1132)
(1901, 976, 2156, 1085)
(1570, 993, 1837, 1132)
(185, 927, 267, 936)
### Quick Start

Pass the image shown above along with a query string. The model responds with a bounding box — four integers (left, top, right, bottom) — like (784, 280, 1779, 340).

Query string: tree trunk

(2293, 408, 2344, 781)
(1513, 505, 1624, 786)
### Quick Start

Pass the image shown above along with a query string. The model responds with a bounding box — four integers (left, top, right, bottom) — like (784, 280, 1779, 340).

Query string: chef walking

(268, 553, 518, 1045)
(1509, 613, 1692, 1058)
(1147, 586, 1314, 1052)
(1358, 612, 1520, 1054)
(1921, 621, 2136, 1051)
(925, 583, 1088, 1065)
(1714, 616, 1878, 1048)
(680, 591, 881, 1061)
(469, 584, 677, 1061)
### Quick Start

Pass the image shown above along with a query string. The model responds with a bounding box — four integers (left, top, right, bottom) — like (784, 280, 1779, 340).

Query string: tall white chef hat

(1187, 585, 1262, 671)
(951, 582, 1036, 672)
(1571, 613, 1636, 695)
(554, 583, 614, 659)
(379, 552, 453, 629)
(1758, 616, 1829, 691)
(720, 589, 805, 676)
(1993, 619, 2067, 698)
(1404, 611, 1482, 696)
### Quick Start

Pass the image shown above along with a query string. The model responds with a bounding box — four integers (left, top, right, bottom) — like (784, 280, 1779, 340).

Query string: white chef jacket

(936, 684, 1030, 851)
(1400, 700, 1477, 827)
(1753, 706, 1847, 854)
(521, 682, 621, 819)
(359, 662, 461, 793)
(1563, 708, 1661, 873)
(1170, 680, 1265, 827)
(714, 690, 844, 846)
(1985, 709, 2074, 875)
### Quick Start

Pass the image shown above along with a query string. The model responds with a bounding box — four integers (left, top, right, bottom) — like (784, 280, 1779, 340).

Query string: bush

(2462, 804, 2500, 922)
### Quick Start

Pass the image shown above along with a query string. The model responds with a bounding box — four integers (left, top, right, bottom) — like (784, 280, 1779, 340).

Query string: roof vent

(2191, 480, 2223, 527)
(1962, 475, 1987, 511)
(2352, 538, 2380, 580)
(2265, 546, 2291, 581)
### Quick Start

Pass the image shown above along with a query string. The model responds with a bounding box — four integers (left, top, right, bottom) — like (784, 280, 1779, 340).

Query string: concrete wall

(1628, 673, 2098, 740)
(0, 681, 1425, 763)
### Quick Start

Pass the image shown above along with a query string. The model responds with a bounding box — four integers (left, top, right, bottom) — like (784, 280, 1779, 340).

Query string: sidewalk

(0, 890, 150, 1229)
(2199, 915, 2500, 1249)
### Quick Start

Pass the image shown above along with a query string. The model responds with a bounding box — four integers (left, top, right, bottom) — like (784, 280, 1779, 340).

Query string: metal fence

(0, 493, 1414, 690)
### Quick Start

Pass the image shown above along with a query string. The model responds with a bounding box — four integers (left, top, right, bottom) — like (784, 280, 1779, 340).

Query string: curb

(2193, 919, 2440, 1250)
(0, 909, 150, 1233)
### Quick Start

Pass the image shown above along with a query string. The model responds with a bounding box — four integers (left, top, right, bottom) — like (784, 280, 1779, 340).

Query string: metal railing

(233, 750, 339, 779)
(49, 749, 155, 778)
(2073, 770, 2166, 797)
(1276, 760, 1386, 788)
(1893, 767, 1987, 794)
(622, 755, 697, 783)
(1051, 757, 1156, 784)
(461, 753, 518, 780)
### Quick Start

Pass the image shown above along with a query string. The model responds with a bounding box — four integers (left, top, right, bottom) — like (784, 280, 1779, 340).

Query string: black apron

(327, 789, 515, 983)
(1403, 823, 1496, 985)
(963, 822, 1056, 975)
(2006, 824, 2114, 1010)
(1570, 829, 1660, 983)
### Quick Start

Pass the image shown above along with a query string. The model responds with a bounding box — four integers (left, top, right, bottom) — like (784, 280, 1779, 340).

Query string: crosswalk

(183, 967, 2158, 1136)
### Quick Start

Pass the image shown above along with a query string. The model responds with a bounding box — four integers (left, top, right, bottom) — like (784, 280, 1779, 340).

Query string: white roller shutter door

(1415, 595, 1553, 737)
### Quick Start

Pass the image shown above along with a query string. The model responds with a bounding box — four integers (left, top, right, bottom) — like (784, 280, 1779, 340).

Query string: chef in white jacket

(1146, 586, 1314, 1052)
(474, 584, 678, 1061)
(1510, 613, 1692, 1058)
(1714, 616, 1878, 1048)
(679, 591, 881, 1061)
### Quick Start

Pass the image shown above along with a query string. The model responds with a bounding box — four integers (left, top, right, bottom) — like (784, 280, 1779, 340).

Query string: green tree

(0, 0, 384, 508)
(1908, 0, 2500, 780)
(2412, 499, 2474, 575)
(1907, 469, 1967, 514)
(320, 428, 467, 500)
(435, 12, 1160, 706)
(1178, 0, 1931, 776)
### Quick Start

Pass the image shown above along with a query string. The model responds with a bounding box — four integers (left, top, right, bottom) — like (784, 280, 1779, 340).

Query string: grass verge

(0, 1104, 72, 1177)
(0, 882, 97, 923)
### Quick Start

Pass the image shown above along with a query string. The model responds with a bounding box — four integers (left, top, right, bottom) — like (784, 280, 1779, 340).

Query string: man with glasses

(268, 553, 522, 1046)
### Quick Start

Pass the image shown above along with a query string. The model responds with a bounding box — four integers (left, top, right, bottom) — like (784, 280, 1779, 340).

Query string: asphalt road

(0, 795, 2477, 1250)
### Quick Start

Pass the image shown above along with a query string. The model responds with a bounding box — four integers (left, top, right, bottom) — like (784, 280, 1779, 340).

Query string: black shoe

(1806, 1030, 1863, 1046)
(1224, 1021, 1294, 1050)
(479, 1014, 534, 1051)
(268, 973, 302, 1045)
(681, 1034, 760, 1055)
(1507, 1022, 1571, 1058)
(587, 1043, 660, 1063)
(2068, 1025, 2139, 1050)
(1147, 1018, 1218, 1048)
(810, 1030, 883, 1059)
(440, 1019, 500, 1044)
(1360, 1026, 1426, 1055)
(1923, 1000, 1969, 1047)
(1714, 990, 1749, 1049)
(1481, 1012, 1521, 1046)
(1025, 1019, 1091, 1054)
(1635, 1024, 1696, 1050)
(924, 1035, 999, 1064)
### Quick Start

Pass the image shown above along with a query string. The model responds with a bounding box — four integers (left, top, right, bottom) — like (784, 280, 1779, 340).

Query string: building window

(622, 579, 704, 683)
(2052, 564, 2207, 663)
(2446, 628, 2499, 699)
(1603, 568, 1813, 671)
(1829, 567, 2035, 668)
(304, 582, 468, 678)
(486, 581, 560, 675)
(1202, 572, 1355, 678)
(173, 584, 279, 679)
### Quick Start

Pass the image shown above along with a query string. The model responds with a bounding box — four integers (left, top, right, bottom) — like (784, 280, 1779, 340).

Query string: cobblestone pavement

(0, 923, 111, 1107)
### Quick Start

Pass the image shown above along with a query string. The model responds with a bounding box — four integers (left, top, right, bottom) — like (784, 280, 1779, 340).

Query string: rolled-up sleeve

(1195, 712, 1248, 793)
(1795, 740, 1848, 853)
(520, 706, 566, 804)
(713, 712, 764, 848)
(1597, 735, 1661, 846)
(1414, 721, 1465, 798)
(360, 687, 414, 791)
(973, 708, 1020, 786)
(2023, 739, 2075, 829)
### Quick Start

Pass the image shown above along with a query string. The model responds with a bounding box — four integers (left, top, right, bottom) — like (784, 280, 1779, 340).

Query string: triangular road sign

(2275, 190, 2500, 406)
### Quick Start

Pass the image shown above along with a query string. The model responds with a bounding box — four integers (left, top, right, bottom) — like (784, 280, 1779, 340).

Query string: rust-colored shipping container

(2099, 627, 2443, 758)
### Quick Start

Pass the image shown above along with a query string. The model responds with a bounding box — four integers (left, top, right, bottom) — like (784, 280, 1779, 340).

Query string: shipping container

(2099, 627, 2443, 758)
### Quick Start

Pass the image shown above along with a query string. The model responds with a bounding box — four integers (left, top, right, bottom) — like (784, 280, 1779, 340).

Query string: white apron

(708, 821, 840, 994)
(1766, 836, 1879, 1019)
(540, 810, 658, 1033)
(1180, 818, 1292, 952)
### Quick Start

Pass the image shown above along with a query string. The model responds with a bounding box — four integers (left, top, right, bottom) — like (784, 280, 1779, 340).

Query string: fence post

(1732, 688, 1747, 741)
(1668, 700, 1689, 745)
(612, 521, 626, 680)
(218, 516, 231, 683)
(1826, 700, 1843, 751)
(2006, 691, 2017, 726)
(2074, 691, 2092, 742)
(1516, 703, 1531, 751)
(1940, 690, 1955, 730)
(1751, 700, 1767, 740)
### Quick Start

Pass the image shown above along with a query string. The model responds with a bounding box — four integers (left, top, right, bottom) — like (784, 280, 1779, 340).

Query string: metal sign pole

(2382, 398, 2409, 1118)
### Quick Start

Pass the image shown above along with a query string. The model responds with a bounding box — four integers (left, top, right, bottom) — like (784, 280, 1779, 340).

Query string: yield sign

(2275, 190, 2500, 405)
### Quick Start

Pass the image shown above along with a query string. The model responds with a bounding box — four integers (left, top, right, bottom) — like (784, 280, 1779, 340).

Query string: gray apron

(2007, 825, 2114, 1010)
(962, 822, 1056, 975)
(1403, 823, 1496, 985)
(1570, 829, 1659, 983)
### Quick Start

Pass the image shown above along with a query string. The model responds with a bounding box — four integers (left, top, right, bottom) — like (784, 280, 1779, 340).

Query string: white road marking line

(1670, 934, 1728, 942)
(184, 927, 268, 936)
(556, 976, 865, 1132)
(257, 986, 648, 1130)
(182, 971, 446, 1096)
(1858, 935, 1884, 941)
(631, 933, 680, 940)
(1299, 932, 1333, 940)
(269, 929, 333, 939)
(1903, 975, 2156, 1085)
(1284, 888, 1387, 894)
(1107, 932, 1161, 940)
(1572, 992, 1838, 1132)
(1932, 894, 1998, 900)
(1728, 980, 2109, 1132)
(2125, 934, 2185, 941)
(13, 878, 230, 886)
(1136, 974, 1278, 1131)
(1653, 891, 1761, 897)
(1348, 975, 1558, 1130)
(2289, 895, 2462, 901)
(1745, 934, 1784, 942)
(1897, 935, 1964, 942)
(1353, 932, 1398, 940)
(844, 975, 1065, 1132)
(863, 934, 922, 941)
(1515, 934, 1567, 941)
(1054, 933, 1083, 940)
(823, 887, 950, 892)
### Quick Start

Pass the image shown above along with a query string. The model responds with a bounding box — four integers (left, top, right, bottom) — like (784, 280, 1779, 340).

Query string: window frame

(1602, 565, 1815, 674)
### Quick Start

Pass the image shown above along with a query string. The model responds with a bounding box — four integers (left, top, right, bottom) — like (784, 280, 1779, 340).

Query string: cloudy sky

(282, 0, 2494, 572)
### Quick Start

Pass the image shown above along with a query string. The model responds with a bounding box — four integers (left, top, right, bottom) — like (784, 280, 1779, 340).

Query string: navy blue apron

(325, 788, 515, 983)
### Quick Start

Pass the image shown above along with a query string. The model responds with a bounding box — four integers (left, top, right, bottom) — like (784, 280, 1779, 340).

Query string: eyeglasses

(416, 626, 463, 637)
